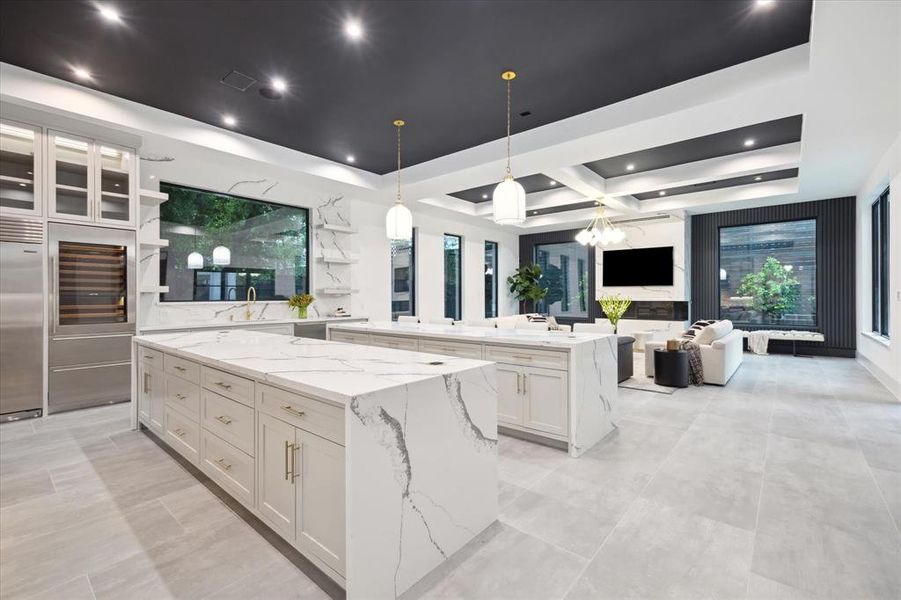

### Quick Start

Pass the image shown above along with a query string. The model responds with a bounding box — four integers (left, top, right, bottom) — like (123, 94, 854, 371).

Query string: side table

(653, 348, 689, 388)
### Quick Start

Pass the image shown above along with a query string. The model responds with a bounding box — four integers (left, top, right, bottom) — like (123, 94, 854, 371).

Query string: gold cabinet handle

(214, 458, 232, 471)
(174, 393, 187, 400)
(143, 372, 151, 394)
(523, 373, 527, 394)
(512, 355, 533, 361)
(516, 372, 521, 394)
(280, 405, 305, 418)
(215, 381, 232, 390)
(174, 428, 186, 437)
(284, 441, 293, 481)
(215, 415, 233, 425)
(143, 354, 155, 360)
(292, 442, 300, 481)
(174, 365, 187, 372)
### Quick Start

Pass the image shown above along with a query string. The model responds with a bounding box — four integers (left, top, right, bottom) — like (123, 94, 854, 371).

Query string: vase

(298, 306, 308, 319)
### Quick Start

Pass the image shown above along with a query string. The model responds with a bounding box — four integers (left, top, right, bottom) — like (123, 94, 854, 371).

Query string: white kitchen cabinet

(522, 366, 568, 437)
(48, 130, 135, 227)
(257, 412, 297, 540)
(0, 119, 43, 216)
(296, 430, 346, 576)
(496, 364, 524, 426)
(138, 359, 164, 435)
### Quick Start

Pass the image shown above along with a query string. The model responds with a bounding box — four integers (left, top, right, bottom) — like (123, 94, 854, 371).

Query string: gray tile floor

(1, 354, 900, 599)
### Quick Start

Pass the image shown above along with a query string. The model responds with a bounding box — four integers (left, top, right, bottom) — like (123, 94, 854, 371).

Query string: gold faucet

(245, 286, 256, 321)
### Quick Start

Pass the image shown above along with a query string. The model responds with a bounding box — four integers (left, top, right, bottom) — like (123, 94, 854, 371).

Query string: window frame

(444, 233, 463, 321)
(484, 240, 499, 319)
(158, 182, 309, 302)
(532, 240, 590, 322)
(872, 187, 890, 338)
(716, 217, 818, 329)
(390, 228, 417, 321)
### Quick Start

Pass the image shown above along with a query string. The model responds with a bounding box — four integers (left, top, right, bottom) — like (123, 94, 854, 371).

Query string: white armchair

(645, 321, 744, 385)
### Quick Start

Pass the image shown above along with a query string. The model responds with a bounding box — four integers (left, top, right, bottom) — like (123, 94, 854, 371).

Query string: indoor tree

(507, 264, 548, 313)
(735, 256, 801, 321)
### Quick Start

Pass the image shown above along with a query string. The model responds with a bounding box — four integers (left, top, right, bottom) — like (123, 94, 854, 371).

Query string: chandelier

(575, 201, 626, 246)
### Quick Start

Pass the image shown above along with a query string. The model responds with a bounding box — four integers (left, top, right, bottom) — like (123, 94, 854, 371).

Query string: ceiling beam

(544, 165, 640, 213)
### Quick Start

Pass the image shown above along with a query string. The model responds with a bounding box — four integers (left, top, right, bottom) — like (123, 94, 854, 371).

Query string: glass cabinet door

(57, 241, 128, 326)
(96, 145, 134, 226)
(49, 131, 93, 221)
(0, 120, 42, 216)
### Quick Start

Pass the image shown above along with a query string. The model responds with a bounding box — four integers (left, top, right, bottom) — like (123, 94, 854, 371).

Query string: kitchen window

(484, 241, 498, 318)
(534, 241, 589, 319)
(391, 230, 416, 320)
(158, 183, 309, 301)
(444, 234, 462, 321)
(872, 187, 890, 337)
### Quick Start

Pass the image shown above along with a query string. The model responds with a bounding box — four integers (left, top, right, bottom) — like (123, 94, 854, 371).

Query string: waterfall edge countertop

(327, 320, 615, 349)
(133, 328, 492, 406)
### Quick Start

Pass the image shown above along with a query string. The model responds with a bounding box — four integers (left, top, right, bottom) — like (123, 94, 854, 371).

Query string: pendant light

(187, 224, 203, 269)
(212, 245, 231, 266)
(492, 70, 526, 224)
(385, 119, 413, 240)
(576, 201, 626, 247)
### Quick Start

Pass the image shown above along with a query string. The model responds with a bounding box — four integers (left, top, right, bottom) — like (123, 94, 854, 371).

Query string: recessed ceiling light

(271, 77, 287, 93)
(744, 138, 756, 147)
(659, 190, 667, 196)
(626, 163, 635, 171)
(72, 66, 92, 81)
(754, 175, 762, 181)
(346, 155, 356, 163)
(222, 114, 237, 127)
(482, 193, 489, 199)
(548, 180, 556, 186)
(756, 0, 775, 8)
(97, 4, 121, 23)
(344, 19, 364, 41)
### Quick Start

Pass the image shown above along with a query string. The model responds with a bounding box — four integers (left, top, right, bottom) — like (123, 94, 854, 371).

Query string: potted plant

(506, 264, 548, 313)
(598, 294, 632, 333)
(287, 293, 315, 319)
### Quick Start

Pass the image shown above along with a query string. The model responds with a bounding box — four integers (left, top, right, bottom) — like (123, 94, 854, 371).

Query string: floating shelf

(316, 287, 359, 296)
(317, 223, 357, 234)
(140, 189, 168, 206)
(140, 285, 169, 294)
(140, 239, 169, 249)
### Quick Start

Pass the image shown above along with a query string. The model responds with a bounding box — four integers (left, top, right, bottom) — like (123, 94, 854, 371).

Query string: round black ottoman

(653, 348, 689, 388)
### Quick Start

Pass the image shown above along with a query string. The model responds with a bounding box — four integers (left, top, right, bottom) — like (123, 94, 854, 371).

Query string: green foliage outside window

(735, 256, 800, 320)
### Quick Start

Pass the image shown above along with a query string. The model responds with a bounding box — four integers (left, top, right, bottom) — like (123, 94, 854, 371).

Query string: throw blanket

(747, 331, 770, 355)
(680, 340, 704, 386)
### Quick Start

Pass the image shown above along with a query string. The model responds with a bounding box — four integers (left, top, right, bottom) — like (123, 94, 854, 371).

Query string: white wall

(352, 199, 519, 322)
(855, 133, 901, 398)
(594, 217, 690, 301)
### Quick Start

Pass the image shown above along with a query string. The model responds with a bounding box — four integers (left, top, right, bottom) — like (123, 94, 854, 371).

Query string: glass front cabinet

(48, 130, 136, 227)
(0, 120, 43, 217)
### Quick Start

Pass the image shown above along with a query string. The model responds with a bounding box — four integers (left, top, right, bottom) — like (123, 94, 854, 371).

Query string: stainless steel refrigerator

(48, 222, 135, 414)
(0, 217, 44, 421)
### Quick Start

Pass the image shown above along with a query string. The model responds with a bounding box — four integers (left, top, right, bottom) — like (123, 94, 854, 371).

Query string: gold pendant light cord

(505, 77, 512, 175)
(394, 119, 405, 204)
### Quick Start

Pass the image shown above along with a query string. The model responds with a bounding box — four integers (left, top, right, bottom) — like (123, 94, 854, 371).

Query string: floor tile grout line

(744, 388, 774, 597)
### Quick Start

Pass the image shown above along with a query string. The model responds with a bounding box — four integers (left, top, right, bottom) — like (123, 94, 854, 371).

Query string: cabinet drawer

(165, 354, 201, 384)
(164, 405, 200, 465)
(257, 383, 345, 446)
(202, 389, 255, 456)
(328, 330, 370, 345)
(369, 334, 419, 352)
(202, 365, 254, 407)
(138, 347, 163, 368)
(484, 344, 568, 371)
(418, 339, 483, 360)
(165, 375, 200, 418)
(200, 429, 254, 508)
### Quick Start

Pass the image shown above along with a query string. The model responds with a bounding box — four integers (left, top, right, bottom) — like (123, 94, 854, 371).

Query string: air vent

(220, 71, 257, 92)
(0, 216, 43, 244)
(610, 214, 673, 225)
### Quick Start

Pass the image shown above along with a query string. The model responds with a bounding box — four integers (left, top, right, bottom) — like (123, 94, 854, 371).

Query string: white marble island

(132, 329, 497, 599)
(328, 321, 619, 457)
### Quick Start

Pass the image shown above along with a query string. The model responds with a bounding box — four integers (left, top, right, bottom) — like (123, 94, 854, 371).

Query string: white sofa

(644, 320, 744, 385)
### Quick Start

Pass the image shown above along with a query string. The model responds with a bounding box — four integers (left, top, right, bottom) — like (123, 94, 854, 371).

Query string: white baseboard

(856, 353, 900, 400)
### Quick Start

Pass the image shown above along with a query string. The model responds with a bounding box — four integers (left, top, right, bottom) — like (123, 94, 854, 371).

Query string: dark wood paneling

(691, 197, 856, 357)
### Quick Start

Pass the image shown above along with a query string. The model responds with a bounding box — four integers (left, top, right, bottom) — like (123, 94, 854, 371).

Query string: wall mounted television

(602, 246, 674, 286)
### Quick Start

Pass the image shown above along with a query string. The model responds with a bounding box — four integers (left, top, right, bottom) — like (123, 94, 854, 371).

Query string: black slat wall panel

(691, 197, 856, 357)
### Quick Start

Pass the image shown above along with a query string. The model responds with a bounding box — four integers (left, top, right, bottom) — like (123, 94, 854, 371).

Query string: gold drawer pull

(284, 441, 294, 481)
(214, 458, 232, 471)
(174, 365, 187, 372)
(215, 415, 233, 425)
(512, 355, 533, 361)
(174, 428, 186, 437)
(175, 393, 187, 400)
(280, 405, 305, 418)
(143, 354, 154, 360)
(215, 381, 232, 390)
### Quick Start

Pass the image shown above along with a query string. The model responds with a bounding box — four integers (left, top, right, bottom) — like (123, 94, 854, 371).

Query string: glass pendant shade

(186, 251, 204, 269)
(212, 245, 231, 266)
(492, 175, 526, 224)
(386, 202, 413, 240)
(575, 229, 593, 245)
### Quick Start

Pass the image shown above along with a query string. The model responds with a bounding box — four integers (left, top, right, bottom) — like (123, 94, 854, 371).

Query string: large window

(534, 241, 589, 319)
(872, 188, 890, 337)
(391, 231, 416, 320)
(444, 234, 462, 320)
(719, 219, 816, 327)
(484, 241, 498, 318)
(159, 183, 308, 302)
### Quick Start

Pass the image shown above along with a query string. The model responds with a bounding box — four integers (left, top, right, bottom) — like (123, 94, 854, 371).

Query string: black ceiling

(633, 167, 799, 200)
(585, 115, 804, 179)
(0, 1, 812, 174)
(449, 173, 562, 203)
